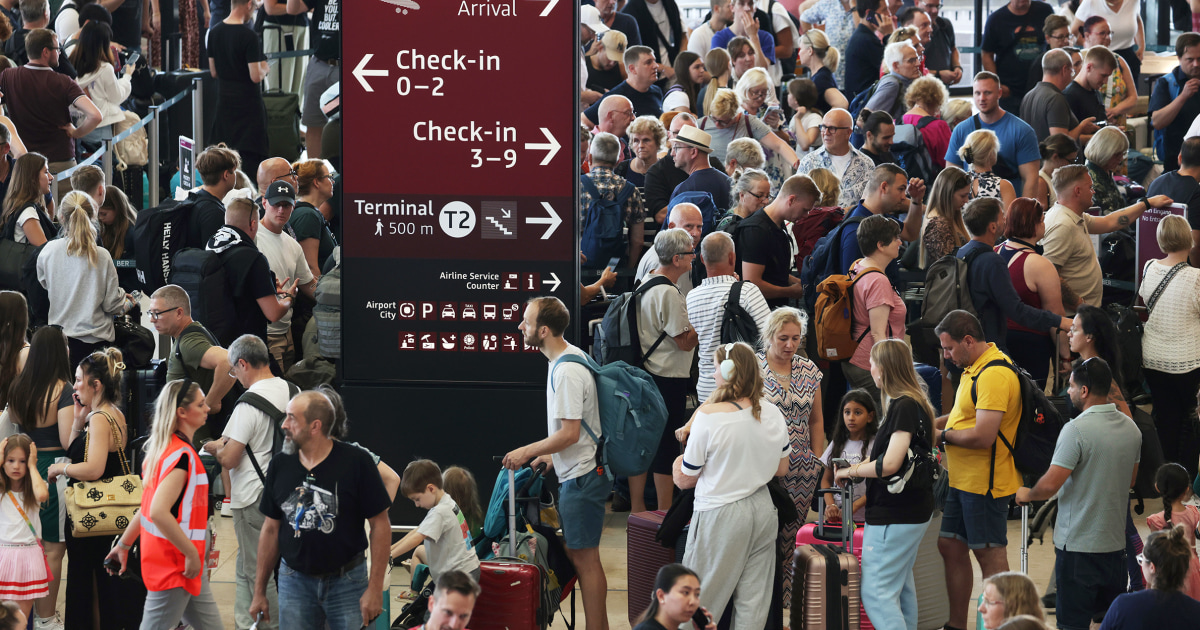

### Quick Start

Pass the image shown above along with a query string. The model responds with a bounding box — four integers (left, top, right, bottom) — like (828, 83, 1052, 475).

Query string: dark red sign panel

(342, 0, 579, 384)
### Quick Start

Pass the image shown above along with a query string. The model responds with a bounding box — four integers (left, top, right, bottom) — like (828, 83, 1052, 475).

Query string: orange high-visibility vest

(139, 434, 209, 595)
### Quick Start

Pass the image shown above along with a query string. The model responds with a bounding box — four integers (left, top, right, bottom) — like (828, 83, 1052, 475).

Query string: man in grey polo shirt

(1017, 358, 1140, 630)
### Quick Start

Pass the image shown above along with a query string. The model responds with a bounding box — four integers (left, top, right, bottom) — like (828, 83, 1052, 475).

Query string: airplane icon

(380, 0, 420, 13)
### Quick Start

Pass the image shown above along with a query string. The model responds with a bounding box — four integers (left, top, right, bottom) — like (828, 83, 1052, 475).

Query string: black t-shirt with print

(259, 440, 391, 575)
(981, 1, 1054, 98)
(304, 0, 340, 62)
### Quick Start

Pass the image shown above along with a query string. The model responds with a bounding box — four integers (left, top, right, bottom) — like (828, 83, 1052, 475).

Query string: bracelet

(117, 540, 131, 550)
(852, 463, 861, 478)
(63, 464, 69, 477)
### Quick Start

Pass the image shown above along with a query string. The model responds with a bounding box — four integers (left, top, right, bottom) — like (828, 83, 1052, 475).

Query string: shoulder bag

(64, 411, 142, 537)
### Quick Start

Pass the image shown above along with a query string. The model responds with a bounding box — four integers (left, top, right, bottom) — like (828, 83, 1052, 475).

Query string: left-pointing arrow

(525, 202, 562, 239)
(524, 128, 561, 166)
(353, 54, 389, 93)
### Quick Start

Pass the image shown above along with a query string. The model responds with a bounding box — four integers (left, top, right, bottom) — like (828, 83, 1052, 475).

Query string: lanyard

(6, 491, 52, 575)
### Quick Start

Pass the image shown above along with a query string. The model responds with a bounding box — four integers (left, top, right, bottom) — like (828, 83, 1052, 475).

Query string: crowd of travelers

(4, 0, 1200, 628)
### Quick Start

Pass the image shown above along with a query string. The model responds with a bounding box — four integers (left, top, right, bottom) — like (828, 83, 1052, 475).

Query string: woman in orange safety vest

(105, 379, 223, 629)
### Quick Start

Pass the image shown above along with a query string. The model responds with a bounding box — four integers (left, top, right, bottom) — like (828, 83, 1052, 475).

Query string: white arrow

(526, 202, 562, 239)
(542, 273, 562, 292)
(501, 208, 511, 219)
(525, 0, 559, 17)
(524, 128, 561, 166)
(353, 54, 388, 93)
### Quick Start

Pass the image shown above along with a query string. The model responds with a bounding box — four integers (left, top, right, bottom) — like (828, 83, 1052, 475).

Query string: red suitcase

(627, 510, 678, 623)
(473, 559, 543, 630)
(472, 467, 546, 630)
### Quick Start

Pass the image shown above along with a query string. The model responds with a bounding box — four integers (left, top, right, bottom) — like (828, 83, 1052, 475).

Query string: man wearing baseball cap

(670, 126, 730, 213)
(255, 180, 317, 370)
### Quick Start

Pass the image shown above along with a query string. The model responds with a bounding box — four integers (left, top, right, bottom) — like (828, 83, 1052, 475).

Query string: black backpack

(598, 274, 673, 367)
(719, 281, 761, 347)
(971, 360, 1067, 488)
(799, 216, 864, 313)
(132, 199, 197, 291)
(169, 247, 240, 346)
(236, 381, 301, 484)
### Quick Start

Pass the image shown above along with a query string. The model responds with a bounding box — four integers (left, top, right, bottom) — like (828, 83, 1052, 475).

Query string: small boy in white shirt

(390, 460, 482, 581)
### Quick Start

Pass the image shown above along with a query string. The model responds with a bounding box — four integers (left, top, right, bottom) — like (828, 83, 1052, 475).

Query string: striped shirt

(686, 275, 772, 401)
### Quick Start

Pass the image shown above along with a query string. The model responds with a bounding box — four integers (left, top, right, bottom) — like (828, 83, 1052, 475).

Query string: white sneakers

(33, 613, 64, 630)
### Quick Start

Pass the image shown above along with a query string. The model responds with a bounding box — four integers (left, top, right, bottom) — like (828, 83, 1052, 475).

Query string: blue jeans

(862, 519, 931, 630)
(278, 558, 369, 630)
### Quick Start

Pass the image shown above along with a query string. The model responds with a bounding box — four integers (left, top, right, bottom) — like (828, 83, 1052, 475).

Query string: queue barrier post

(149, 104, 161, 207)
(101, 137, 113, 186)
(192, 77, 204, 154)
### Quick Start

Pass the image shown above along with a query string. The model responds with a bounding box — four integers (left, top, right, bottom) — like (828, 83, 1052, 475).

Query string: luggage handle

(494, 458, 549, 559)
(814, 461, 856, 554)
(1020, 503, 1028, 574)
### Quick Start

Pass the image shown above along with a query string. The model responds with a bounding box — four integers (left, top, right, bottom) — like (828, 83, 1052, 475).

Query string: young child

(1146, 462, 1200, 601)
(391, 459, 481, 582)
(0, 435, 50, 620)
(818, 390, 878, 523)
(414, 465, 484, 566)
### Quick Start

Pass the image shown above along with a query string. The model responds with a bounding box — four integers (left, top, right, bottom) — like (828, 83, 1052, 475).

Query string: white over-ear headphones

(720, 343, 736, 380)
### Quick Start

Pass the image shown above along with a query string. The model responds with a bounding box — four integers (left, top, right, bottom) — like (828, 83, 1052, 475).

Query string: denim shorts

(939, 487, 1011, 549)
(558, 470, 612, 549)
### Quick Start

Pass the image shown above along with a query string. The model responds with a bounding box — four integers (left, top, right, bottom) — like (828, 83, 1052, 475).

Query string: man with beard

(250, 390, 392, 630)
(202, 334, 298, 630)
(1016, 358, 1140, 629)
(504, 296, 610, 630)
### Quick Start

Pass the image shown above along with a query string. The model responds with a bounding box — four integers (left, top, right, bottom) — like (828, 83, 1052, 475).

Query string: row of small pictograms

(399, 331, 539, 353)
(398, 301, 523, 321)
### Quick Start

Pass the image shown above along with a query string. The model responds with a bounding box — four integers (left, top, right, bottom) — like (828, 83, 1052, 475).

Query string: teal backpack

(551, 354, 668, 479)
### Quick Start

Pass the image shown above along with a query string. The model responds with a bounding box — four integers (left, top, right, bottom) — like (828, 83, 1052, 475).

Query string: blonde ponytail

(59, 190, 99, 266)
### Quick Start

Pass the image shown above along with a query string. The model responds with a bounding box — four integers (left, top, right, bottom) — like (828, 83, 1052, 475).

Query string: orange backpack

(813, 260, 884, 361)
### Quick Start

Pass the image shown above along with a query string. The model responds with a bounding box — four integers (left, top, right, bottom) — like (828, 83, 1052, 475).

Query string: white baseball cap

(580, 4, 610, 36)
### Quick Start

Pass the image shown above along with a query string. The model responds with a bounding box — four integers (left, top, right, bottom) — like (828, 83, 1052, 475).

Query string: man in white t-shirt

(255, 180, 316, 370)
(688, 0, 733, 58)
(504, 297, 610, 630)
(202, 334, 296, 630)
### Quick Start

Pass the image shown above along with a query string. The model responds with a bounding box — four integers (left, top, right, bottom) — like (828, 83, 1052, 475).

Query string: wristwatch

(939, 429, 952, 448)
(1137, 196, 1150, 210)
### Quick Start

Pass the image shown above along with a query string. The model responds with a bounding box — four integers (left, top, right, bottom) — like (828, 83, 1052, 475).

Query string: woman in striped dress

(758, 307, 825, 609)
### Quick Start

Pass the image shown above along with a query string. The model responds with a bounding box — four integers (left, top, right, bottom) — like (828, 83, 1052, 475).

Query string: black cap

(265, 180, 296, 206)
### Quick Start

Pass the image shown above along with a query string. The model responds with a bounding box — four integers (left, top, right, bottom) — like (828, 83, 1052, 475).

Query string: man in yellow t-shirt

(933, 310, 1023, 630)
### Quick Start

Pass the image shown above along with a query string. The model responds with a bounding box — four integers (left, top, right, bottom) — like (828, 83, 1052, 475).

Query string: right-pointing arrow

(525, 202, 562, 239)
(523, 128, 561, 166)
(353, 54, 389, 93)
(542, 273, 562, 292)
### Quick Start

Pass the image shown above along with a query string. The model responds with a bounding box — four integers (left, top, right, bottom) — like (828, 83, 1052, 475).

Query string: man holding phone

(1063, 46, 1117, 139)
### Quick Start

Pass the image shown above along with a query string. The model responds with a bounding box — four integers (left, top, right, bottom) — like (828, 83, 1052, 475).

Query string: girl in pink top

(1146, 463, 1200, 602)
